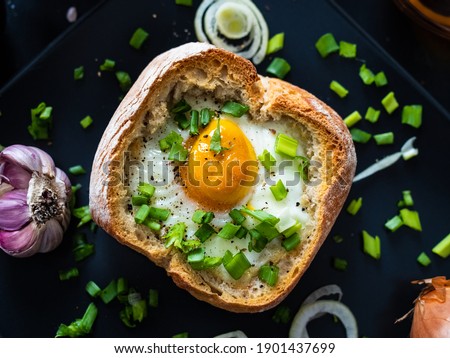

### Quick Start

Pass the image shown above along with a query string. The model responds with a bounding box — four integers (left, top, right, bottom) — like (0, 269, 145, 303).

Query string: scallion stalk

(200, 108, 212, 126)
(59, 267, 79, 281)
(402, 190, 414, 207)
(134, 205, 151, 224)
(364, 107, 381, 123)
(255, 222, 279, 241)
(374, 132, 394, 145)
(221, 101, 249, 117)
(168, 143, 188, 161)
(350, 128, 372, 144)
(333, 257, 348, 271)
(381, 92, 399, 114)
(267, 32, 285, 55)
(69, 165, 86, 175)
(115, 71, 132, 93)
(189, 110, 199, 135)
(194, 223, 216, 242)
(266, 57, 291, 79)
(80, 115, 93, 129)
(339, 41, 357, 58)
(148, 289, 159, 308)
(346, 197, 362, 215)
(164, 222, 186, 248)
(362, 230, 381, 260)
(275, 133, 298, 158)
(172, 99, 191, 114)
(431, 233, 450, 259)
(129, 27, 149, 50)
(85, 281, 102, 297)
(315, 33, 339, 58)
(258, 264, 279, 286)
(385, 215, 403, 232)
(159, 131, 183, 152)
(417, 252, 431, 267)
(148, 207, 171, 221)
(175, 0, 192, 6)
(218, 223, 241, 240)
(359, 64, 375, 85)
(270, 179, 288, 201)
(99, 58, 116, 71)
(343, 111, 362, 128)
(74, 66, 84, 80)
(131, 195, 148, 206)
(240, 207, 280, 226)
(248, 229, 268, 252)
(258, 149, 276, 170)
(282, 233, 300, 251)
(402, 105, 422, 128)
(375, 71, 388, 87)
(229, 209, 246, 225)
(223, 251, 251, 280)
(329, 80, 349, 98)
(100, 279, 118, 304)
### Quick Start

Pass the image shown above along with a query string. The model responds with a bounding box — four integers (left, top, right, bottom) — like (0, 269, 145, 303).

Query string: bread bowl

(89, 42, 356, 313)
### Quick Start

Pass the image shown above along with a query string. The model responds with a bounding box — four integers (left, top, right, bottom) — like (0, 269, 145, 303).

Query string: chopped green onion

(129, 27, 149, 50)
(168, 143, 188, 161)
(381, 92, 399, 114)
(375, 71, 388, 87)
(218, 223, 241, 240)
(72, 205, 92, 227)
(192, 210, 214, 224)
(138, 182, 155, 198)
(74, 66, 84, 80)
(80, 115, 93, 129)
(350, 128, 372, 143)
(333, 234, 344, 243)
(100, 279, 118, 304)
(221, 101, 249, 117)
(72, 233, 94, 262)
(384, 215, 403, 232)
(364, 107, 381, 123)
(298, 156, 310, 182)
(28, 102, 53, 140)
(329, 80, 349, 98)
(267, 32, 285, 55)
(258, 149, 276, 170)
(134, 205, 151, 224)
(346, 197, 362, 215)
(187, 247, 205, 264)
(175, 0, 192, 6)
(402, 190, 414, 207)
(282, 233, 300, 251)
(339, 41, 357, 58)
(189, 110, 199, 135)
(417, 252, 431, 267)
(235, 226, 248, 239)
(172, 99, 191, 114)
(159, 131, 183, 152)
(266, 57, 291, 79)
(269, 179, 287, 201)
(173, 332, 189, 338)
(272, 306, 292, 324)
(240, 207, 280, 226)
(374, 132, 394, 145)
(343, 111, 362, 128)
(117, 277, 128, 295)
(115, 71, 132, 93)
(148, 207, 171, 221)
(194, 223, 216, 242)
(131, 299, 147, 323)
(223, 251, 251, 280)
(255, 222, 280, 241)
(143, 220, 160, 231)
(248, 229, 268, 252)
(209, 119, 228, 153)
(85, 281, 102, 297)
(69, 165, 86, 175)
(258, 264, 279, 286)
(399, 208, 422, 231)
(275, 133, 298, 158)
(190, 256, 223, 270)
(174, 113, 190, 129)
(362, 230, 381, 260)
(359, 64, 375, 85)
(177, 238, 201, 254)
(59, 267, 79, 281)
(164, 222, 186, 248)
(431, 233, 450, 259)
(55, 303, 98, 338)
(229, 208, 246, 225)
(402, 105, 422, 128)
(315, 33, 339, 58)
(148, 289, 159, 308)
(281, 221, 302, 239)
(99, 58, 116, 71)
(131, 195, 148, 206)
(333, 257, 348, 271)
(40, 106, 53, 120)
(200, 108, 212, 126)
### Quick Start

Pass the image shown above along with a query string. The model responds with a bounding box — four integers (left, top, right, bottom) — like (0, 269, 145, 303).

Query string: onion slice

(215, 330, 248, 338)
(302, 284, 343, 307)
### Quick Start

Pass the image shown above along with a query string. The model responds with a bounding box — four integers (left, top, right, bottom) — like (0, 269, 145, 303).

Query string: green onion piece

(315, 33, 339, 58)
(223, 251, 251, 280)
(431, 233, 450, 258)
(339, 41, 357, 58)
(267, 32, 285, 55)
(221, 101, 250, 117)
(129, 27, 149, 50)
(333, 257, 348, 271)
(189, 109, 199, 135)
(275, 133, 298, 158)
(131, 299, 147, 323)
(172, 99, 191, 114)
(417, 252, 432, 267)
(210, 119, 228, 153)
(381, 92, 399, 114)
(192, 210, 207, 224)
(143, 219, 161, 231)
(187, 247, 205, 264)
(281, 221, 302, 238)
(131, 195, 148, 206)
(258, 264, 279, 286)
(364, 107, 381, 123)
(117, 277, 128, 295)
(248, 229, 268, 252)
(99, 58, 116, 71)
(115, 71, 132, 92)
(229, 208, 246, 225)
(164, 222, 186, 248)
(168, 143, 188, 161)
(177, 238, 201, 254)
(72, 233, 94, 262)
(100, 279, 118, 304)
(194, 223, 216, 242)
(343, 111, 362, 128)
(159, 131, 183, 152)
(272, 306, 292, 324)
(276, 217, 297, 234)
(72, 205, 92, 227)
(55, 303, 98, 338)
(138, 182, 155, 198)
(270, 179, 287, 201)
(282, 233, 300, 251)
(69, 165, 86, 175)
(359, 64, 375, 85)
(240, 207, 280, 226)
(375, 71, 388, 87)
(85, 281, 102, 297)
(374, 132, 394, 145)
(39, 106, 53, 120)
(190, 256, 223, 270)
(346, 197, 362, 215)
(28, 102, 53, 140)
(80, 115, 93, 129)
(59, 267, 79, 281)
(74, 66, 84, 80)
(173, 332, 189, 338)
(258, 149, 276, 170)
(384, 215, 403, 232)
(222, 250, 233, 265)
(235, 226, 248, 239)
(134, 204, 151, 224)
(174, 113, 190, 129)
(119, 306, 135, 328)
(399, 208, 422, 231)
(175, 0, 192, 6)
(297, 156, 310, 182)
(148, 289, 159, 308)
(266, 57, 291, 79)
(255, 222, 280, 241)
(148, 207, 171, 221)
(200, 108, 212, 126)
(329, 80, 349, 98)
(362, 230, 381, 260)
(402, 190, 414, 207)
(350, 128, 372, 144)
(333, 234, 344, 243)
(218, 223, 241, 240)
(402, 105, 422, 128)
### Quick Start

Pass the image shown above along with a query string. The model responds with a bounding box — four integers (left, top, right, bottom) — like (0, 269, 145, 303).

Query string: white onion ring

(215, 330, 248, 338)
(289, 300, 358, 338)
(302, 284, 343, 308)
(194, 0, 269, 64)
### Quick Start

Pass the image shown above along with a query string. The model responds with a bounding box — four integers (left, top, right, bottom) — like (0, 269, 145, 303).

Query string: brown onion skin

(410, 278, 450, 338)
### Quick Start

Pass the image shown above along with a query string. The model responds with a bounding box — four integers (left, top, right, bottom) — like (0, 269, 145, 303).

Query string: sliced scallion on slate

(72, 205, 92, 227)
(134, 205, 151, 224)
(333, 234, 344, 243)
(315, 33, 339, 58)
(69, 165, 86, 175)
(374, 132, 394, 145)
(55, 303, 98, 338)
(129, 27, 149, 50)
(432, 233, 450, 259)
(73, 233, 94, 262)
(99, 58, 115, 71)
(399, 208, 422, 231)
(275, 133, 297, 158)
(267, 32, 285, 55)
(381, 92, 399, 114)
(385, 215, 403, 232)
(346, 197, 362, 215)
(350, 128, 372, 143)
(221, 101, 249, 117)
(339, 41, 357, 58)
(28, 102, 53, 140)
(270, 179, 287, 201)
(85, 281, 102, 298)
(80, 115, 93, 129)
(417, 252, 431, 267)
(402, 105, 422, 128)
(59, 267, 79, 281)
(132, 195, 148, 208)
(258, 149, 276, 170)
(365, 107, 381, 123)
(148, 289, 159, 308)
(359, 64, 375, 85)
(282, 233, 300, 251)
(272, 306, 292, 324)
(101, 279, 118, 304)
(330, 80, 349, 98)
(362, 230, 381, 260)
(333, 257, 348, 271)
(259, 264, 279, 286)
(266, 57, 291, 79)
(74, 66, 84, 80)
(402, 190, 414, 207)
(375, 71, 388, 87)
(116, 71, 132, 92)
(343, 111, 362, 128)
(223, 251, 251, 280)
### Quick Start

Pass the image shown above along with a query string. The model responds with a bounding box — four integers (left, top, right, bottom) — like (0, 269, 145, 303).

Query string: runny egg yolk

(181, 118, 258, 211)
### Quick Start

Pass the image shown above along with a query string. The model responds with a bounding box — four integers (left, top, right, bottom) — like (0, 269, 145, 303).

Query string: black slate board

(0, 0, 449, 338)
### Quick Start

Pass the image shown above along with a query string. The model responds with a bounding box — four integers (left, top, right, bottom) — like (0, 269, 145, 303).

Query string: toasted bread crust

(90, 42, 356, 313)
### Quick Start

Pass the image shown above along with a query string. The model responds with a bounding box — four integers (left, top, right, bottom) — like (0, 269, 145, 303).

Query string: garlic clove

(28, 146, 56, 178)
(0, 183, 13, 197)
(36, 218, 64, 254)
(0, 189, 31, 231)
(2, 162, 32, 189)
(0, 145, 55, 177)
(0, 222, 38, 255)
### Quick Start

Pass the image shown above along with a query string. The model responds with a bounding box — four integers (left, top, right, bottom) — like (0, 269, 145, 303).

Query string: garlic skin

(0, 145, 71, 257)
